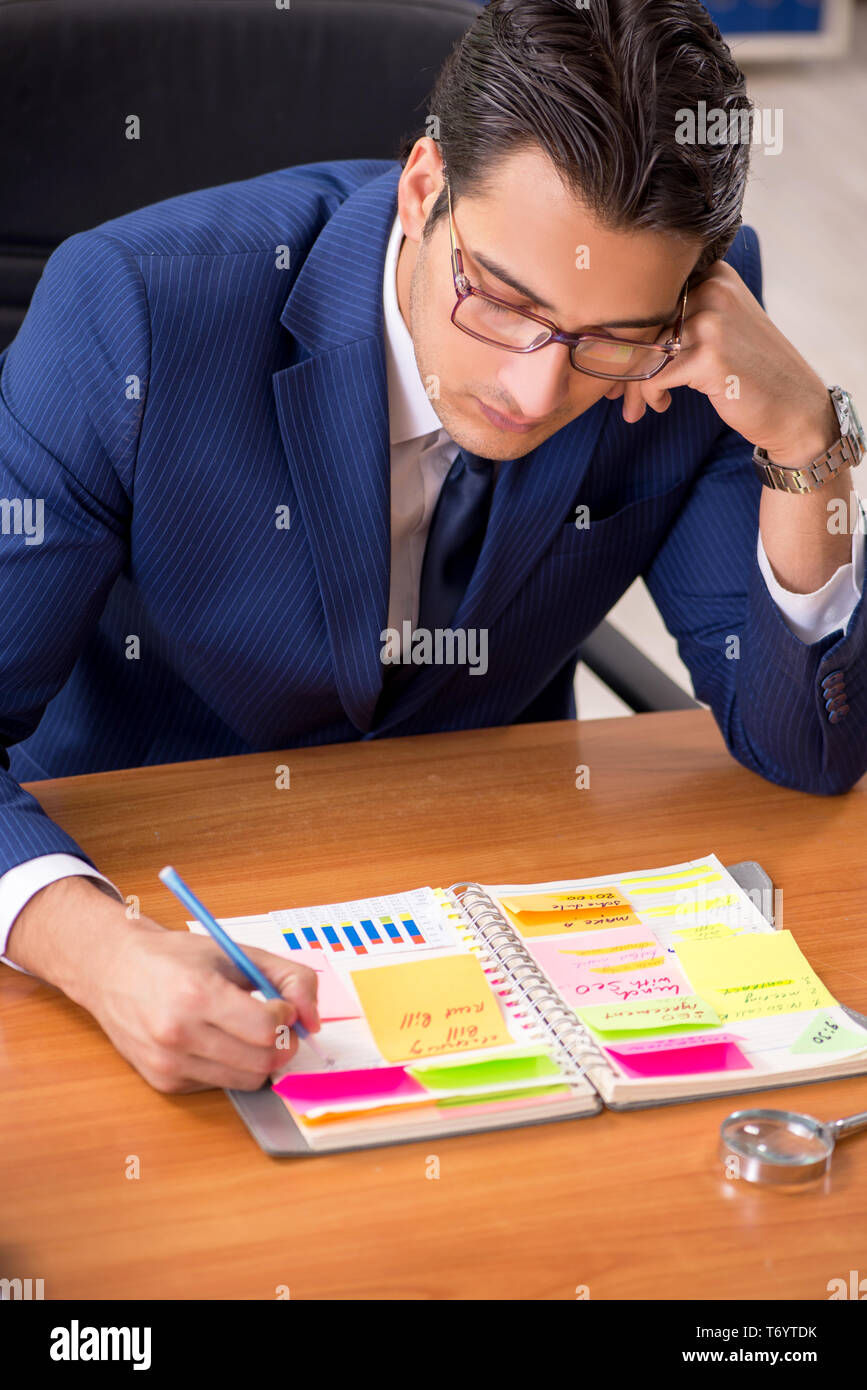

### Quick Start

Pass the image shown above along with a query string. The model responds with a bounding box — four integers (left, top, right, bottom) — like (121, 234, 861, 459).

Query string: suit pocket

(549, 479, 691, 559)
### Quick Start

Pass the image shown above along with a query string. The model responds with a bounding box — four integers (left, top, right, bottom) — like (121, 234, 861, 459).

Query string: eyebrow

(470, 248, 680, 330)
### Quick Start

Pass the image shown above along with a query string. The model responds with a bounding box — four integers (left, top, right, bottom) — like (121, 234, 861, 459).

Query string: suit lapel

(272, 166, 400, 734)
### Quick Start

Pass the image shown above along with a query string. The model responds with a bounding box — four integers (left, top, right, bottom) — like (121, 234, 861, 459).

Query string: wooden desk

(2, 711, 867, 1301)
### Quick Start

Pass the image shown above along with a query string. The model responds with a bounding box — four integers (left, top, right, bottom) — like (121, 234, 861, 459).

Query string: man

(1, 0, 864, 1092)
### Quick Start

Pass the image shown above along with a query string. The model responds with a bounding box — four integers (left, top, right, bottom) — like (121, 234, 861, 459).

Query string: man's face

(396, 142, 704, 461)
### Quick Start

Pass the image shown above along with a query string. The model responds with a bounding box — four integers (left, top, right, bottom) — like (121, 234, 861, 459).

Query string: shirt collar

(382, 210, 447, 447)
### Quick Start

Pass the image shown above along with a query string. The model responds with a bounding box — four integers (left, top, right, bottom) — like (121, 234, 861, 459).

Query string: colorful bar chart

(281, 913, 440, 954)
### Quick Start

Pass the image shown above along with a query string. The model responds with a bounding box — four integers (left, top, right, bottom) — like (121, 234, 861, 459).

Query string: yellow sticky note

(644, 895, 738, 918)
(674, 930, 835, 1024)
(620, 865, 715, 886)
(622, 873, 722, 895)
(672, 923, 739, 942)
(349, 954, 513, 1063)
(500, 889, 629, 914)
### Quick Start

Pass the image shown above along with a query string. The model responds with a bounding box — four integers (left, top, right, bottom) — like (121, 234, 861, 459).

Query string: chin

(439, 404, 543, 462)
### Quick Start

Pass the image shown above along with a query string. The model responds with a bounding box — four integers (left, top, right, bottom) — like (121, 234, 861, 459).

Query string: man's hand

(605, 260, 855, 595)
(606, 259, 833, 457)
(5, 875, 320, 1093)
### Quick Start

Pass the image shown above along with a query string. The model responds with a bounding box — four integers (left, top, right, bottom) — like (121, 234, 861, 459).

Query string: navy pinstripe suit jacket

(0, 160, 864, 874)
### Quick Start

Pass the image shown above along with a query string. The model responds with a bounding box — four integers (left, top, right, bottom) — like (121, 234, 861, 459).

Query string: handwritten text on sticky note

(577, 994, 720, 1037)
(349, 953, 513, 1063)
(529, 932, 690, 1007)
(675, 930, 834, 1024)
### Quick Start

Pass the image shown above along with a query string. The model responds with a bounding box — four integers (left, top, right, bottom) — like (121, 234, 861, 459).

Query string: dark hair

(398, 0, 751, 272)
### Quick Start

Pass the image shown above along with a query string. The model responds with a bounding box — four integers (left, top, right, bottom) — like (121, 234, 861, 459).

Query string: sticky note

(349, 953, 513, 1063)
(672, 922, 739, 942)
(272, 1065, 428, 1116)
(500, 889, 629, 914)
(675, 930, 835, 1024)
(577, 994, 721, 1038)
(529, 933, 691, 1007)
(437, 1084, 571, 1108)
(620, 865, 715, 886)
(409, 1050, 560, 1091)
(790, 1009, 867, 1056)
(605, 1038, 752, 1079)
(508, 907, 641, 938)
(284, 949, 362, 1021)
(643, 895, 738, 918)
(621, 872, 722, 895)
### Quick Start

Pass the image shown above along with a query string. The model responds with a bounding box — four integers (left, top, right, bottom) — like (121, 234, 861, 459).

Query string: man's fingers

(185, 1018, 292, 1076)
(244, 947, 322, 1033)
(139, 1041, 288, 1094)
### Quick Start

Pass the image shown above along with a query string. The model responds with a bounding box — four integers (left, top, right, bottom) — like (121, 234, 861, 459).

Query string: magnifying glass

(720, 1107, 867, 1185)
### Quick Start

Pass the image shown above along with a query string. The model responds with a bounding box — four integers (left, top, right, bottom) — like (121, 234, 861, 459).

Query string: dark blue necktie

(375, 448, 495, 717)
(417, 448, 495, 635)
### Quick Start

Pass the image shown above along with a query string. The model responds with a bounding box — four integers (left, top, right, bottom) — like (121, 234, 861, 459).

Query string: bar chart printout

(270, 887, 458, 956)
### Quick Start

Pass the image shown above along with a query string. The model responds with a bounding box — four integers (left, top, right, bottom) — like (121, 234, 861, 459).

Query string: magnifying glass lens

(724, 1114, 831, 1166)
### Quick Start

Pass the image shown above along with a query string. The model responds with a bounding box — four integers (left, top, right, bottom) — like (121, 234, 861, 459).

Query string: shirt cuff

(757, 501, 865, 645)
(0, 854, 123, 977)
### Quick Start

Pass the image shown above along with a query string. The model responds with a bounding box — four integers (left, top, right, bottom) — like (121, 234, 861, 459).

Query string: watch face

(833, 386, 867, 450)
(848, 394, 865, 450)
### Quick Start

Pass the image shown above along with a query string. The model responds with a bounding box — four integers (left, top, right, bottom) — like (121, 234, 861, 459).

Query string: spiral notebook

(191, 855, 867, 1155)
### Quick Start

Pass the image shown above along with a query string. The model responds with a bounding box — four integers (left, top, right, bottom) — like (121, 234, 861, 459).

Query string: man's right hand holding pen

(5, 875, 320, 1092)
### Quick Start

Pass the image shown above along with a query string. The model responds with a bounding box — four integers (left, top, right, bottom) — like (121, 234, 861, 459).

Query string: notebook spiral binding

(446, 881, 612, 1090)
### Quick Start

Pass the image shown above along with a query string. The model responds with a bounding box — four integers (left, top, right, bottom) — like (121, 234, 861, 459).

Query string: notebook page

(479, 854, 867, 1101)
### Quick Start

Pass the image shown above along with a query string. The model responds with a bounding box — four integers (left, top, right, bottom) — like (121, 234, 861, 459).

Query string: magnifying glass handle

(826, 1110, 867, 1141)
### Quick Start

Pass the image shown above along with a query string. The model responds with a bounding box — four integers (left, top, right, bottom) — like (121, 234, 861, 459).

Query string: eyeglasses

(444, 170, 688, 382)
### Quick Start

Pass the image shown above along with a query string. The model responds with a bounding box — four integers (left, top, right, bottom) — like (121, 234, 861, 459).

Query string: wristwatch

(752, 385, 865, 493)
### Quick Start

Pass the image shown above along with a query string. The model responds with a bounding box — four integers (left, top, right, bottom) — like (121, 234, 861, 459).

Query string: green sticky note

(409, 1050, 560, 1091)
(436, 1084, 571, 1108)
(577, 993, 720, 1038)
(790, 1009, 867, 1056)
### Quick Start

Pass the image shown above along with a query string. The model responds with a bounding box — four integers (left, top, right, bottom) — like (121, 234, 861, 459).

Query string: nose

(496, 341, 580, 421)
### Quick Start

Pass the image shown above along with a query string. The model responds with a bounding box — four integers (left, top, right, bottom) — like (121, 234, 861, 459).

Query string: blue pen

(158, 865, 329, 1067)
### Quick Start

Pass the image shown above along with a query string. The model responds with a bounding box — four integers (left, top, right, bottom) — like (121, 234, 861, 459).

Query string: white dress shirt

(1, 208, 864, 971)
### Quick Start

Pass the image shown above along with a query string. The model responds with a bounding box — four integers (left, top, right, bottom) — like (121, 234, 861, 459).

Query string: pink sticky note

(273, 1066, 427, 1115)
(529, 931, 691, 1007)
(605, 1038, 752, 1079)
(285, 949, 361, 1021)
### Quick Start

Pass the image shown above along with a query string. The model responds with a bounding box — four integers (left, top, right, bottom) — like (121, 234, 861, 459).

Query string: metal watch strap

(752, 386, 865, 494)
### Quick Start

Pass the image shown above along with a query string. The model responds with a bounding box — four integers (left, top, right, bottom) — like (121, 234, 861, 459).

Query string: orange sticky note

(349, 953, 512, 1063)
(506, 907, 641, 937)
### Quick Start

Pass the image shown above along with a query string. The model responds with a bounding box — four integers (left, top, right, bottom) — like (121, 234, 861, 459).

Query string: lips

(475, 397, 537, 433)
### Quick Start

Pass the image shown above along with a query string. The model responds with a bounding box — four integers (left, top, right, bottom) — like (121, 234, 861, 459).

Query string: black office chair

(0, 0, 698, 713)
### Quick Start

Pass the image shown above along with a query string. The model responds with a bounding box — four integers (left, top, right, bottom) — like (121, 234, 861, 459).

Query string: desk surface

(3, 710, 867, 1301)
